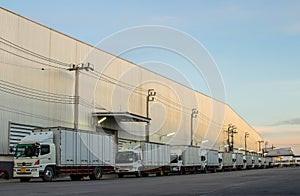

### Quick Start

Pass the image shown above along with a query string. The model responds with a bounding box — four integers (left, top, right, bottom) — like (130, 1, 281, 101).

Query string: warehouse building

(0, 7, 263, 174)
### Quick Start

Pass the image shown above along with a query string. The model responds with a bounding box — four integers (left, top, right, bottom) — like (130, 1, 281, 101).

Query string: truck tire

(141, 172, 148, 177)
(156, 169, 164, 176)
(202, 167, 207, 173)
(89, 167, 102, 180)
(42, 167, 54, 182)
(135, 170, 141, 178)
(117, 173, 124, 178)
(70, 174, 82, 181)
(20, 177, 31, 182)
(180, 168, 186, 175)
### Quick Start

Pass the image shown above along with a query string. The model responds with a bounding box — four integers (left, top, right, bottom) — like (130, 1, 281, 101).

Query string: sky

(0, 0, 299, 154)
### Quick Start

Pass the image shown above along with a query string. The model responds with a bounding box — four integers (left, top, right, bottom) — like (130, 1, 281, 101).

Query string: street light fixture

(97, 117, 107, 124)
(159, 132, 175, 140)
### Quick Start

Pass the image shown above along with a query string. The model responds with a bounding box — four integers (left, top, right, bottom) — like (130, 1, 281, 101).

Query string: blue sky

(1, 0, 299, 153)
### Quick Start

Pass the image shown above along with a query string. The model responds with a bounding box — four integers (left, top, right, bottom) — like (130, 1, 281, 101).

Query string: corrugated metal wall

(0, 7, 263, 155)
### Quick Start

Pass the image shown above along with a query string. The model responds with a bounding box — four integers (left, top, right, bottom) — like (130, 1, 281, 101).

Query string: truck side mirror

(9, 147, 15, 154)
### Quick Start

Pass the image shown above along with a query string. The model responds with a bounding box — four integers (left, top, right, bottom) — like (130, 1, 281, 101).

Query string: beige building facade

(0, 7, 263, 159)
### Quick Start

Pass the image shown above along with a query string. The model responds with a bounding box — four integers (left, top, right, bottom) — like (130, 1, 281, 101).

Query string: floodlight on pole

(160, 132, 175, 140)
(98, 117, 107, 124)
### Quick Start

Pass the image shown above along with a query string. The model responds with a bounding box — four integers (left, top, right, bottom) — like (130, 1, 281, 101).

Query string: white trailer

(115, 141, 170, 177)
(13, 127, 115, 182)
(232, 153, 244, 170)
(201, 149, 220, 172)
(170, 145, 202, 174)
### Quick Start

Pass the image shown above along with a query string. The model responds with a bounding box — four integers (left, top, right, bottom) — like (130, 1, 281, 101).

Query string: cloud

(271, 118, 300, 126)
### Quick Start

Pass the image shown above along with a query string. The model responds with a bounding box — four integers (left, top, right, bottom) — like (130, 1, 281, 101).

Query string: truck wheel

(180, 168, 186, 175)
(117, 173, 124, 178)
(135, 170, 141, 178)
(141, 172, 148, 177)
(42, 167, 54, 182)
(156, 169, 164, 176)
(70, 175, 82, 181)
(90, 167, 102, 180)
(20, 177, 31, 182)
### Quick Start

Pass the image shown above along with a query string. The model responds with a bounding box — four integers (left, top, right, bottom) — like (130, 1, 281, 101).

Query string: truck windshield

(116, 151, 134, 163)
(170, 155, 178, 163)
(15, 144, 40, 158)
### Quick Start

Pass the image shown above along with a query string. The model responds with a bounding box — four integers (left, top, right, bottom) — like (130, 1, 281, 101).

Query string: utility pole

(225, 124, 237, 152)
(244, 132, 249, 155)
(258, 140, 264, 153)
(230, 126, 237, 152)
(226, 124, 231, 152)
(191, 108, 198, 146)
(68, 63, 94, 130)
(146, 89, 156, 142)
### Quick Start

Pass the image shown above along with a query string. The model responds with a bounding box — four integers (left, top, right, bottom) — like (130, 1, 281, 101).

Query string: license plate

(21, 168, 26, 173)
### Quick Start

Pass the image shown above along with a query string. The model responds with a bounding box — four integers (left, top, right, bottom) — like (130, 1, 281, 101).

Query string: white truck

(13, 127, 115, 182)
(252, 155, 259, 168)
(200, 149, 220, 173)
(170, 145, 202, 174)
(265, 157, 274, 168)
(243, 155, 254, 169)
(115, 141, 170, 177)
(219, 152, 234, 171)
(232, 153, 244, 170)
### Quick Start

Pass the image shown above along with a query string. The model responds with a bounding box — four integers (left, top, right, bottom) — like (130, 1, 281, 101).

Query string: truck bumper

(171, 166, 180, 172)
(13, 167, 40, 178)
(115, 168, 136, 174)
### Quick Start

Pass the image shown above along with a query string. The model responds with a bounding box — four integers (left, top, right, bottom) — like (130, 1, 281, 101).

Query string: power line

(0, 104, 72, 125)
(0, 47, 66, 70)
(0, 37, 70, 67)
(0, 79, 75, 104)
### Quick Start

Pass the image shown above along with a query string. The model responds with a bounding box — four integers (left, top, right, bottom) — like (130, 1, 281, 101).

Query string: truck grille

(17, 162, 33, 167)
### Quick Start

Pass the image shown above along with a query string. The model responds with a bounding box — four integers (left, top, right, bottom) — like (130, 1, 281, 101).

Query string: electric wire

(0, 80, 75, 104)
(0, 37, 70, 67)
(0, 47, 66, 70)
(0, 104, 72, 125)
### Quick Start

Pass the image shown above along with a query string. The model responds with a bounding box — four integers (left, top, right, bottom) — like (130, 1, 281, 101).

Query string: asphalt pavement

(1, 167, 299, 195)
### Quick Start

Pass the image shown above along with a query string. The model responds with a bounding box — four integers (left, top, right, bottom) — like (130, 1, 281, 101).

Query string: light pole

(244, 132, 249, 155)
(191, 108, 198, 146)
(145, 89, 156, 142)
(68, 63, 93, 130)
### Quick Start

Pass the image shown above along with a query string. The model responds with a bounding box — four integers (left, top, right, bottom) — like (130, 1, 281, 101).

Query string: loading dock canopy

(265, 148, 294, 157)
(93, 112, 151, 123)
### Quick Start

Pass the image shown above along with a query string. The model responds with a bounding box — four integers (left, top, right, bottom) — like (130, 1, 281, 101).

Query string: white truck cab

(13, 132, 56, 182)
(115, 149, 143, 177)
(170, 150, 183, 174)
(115, 141, 170, 177)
